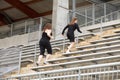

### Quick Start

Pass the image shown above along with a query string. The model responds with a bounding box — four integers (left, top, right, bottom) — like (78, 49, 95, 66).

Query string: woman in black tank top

(36, 23, 53, 66)
(62, 17, 82, 53)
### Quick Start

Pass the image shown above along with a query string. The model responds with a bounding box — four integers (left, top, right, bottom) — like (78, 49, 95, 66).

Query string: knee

(40, 50, 45, 55)
(47, 50, 52, 55)
(72, 42, 75, 44)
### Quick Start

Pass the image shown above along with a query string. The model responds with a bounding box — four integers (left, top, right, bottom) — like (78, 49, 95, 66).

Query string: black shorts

(67, 33, 75, 42)
(39, 39, 52, 56)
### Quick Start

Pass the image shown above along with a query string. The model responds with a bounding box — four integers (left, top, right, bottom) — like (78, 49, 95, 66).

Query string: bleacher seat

(77, 40, 120, 50)
(102, 33, 120, 38)
(87, 25, 116, 32)
(30, 29, 120, 72)
(0, 47, 21, 77)
(114, 30, 120, 33)
(90, 36, 120, 44)
(19, 33, 95, 64)
(47, 49, 120, 63)
(0, 16, 120, 80)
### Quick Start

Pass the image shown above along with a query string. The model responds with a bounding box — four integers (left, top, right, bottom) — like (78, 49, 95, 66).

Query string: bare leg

(44, 54, 51, 64)
(36, 55, 43, 65)
(66, 42, 75, 53)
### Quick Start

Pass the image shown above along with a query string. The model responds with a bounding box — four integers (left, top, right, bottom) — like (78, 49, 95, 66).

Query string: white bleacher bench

(88, 25, 116, 32)
(0, 59, 33, 66)
(90, 36, 120, 44)
(22, 49, 35, 53)
(63, 44, 120, 56)
(21, 54, 37, 59)
(47, 49, 120, 63)
(21, 59, 34, 63)
(31, 55, 120, 71)
(21, 46, 63, 63)
(102, 33, 120, 38)
(77, 40, 120, 50)
(21, 33, 95, 58)
(21, 51, 35, 56)
(51, 42, 70, 48)
(20, 41, 120, 63)
(0, 60, 19, 66)
(114, 30, 120, 33)
(0, 57, 19, 63)
(0, 47, 20, 77)
(52, 47, 61, 51)
(0, 51, 19, 58)
(0, 54, 19, 61)
(23, 43, 120, 62)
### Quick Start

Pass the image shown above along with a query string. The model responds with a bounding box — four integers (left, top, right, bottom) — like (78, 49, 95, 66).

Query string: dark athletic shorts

(39, 39, 52, 56)
(67, 33, 75, 42)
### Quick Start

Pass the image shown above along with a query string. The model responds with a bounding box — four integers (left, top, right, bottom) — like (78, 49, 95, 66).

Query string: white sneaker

(44, 61, 50, 65)
(67, 46, 70, 49)
(66, 50, 70, 53)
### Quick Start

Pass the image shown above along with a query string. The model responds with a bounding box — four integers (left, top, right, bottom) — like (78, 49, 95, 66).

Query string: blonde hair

(69, 17, 77, 25)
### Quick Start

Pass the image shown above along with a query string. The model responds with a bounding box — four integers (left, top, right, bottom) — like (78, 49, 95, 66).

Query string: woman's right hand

(51, 36, 54, 39)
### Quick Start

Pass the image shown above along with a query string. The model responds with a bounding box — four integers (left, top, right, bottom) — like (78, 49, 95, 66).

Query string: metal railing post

(85, 8, 87, 26)
(78, 69, 81, 80)
(67, 12, 70, 24)
(72, 0, 76, 18)
(63, 36, 65, 53)
(100, 17, 103, 33)
(92, 4, 95, 25)
(39, 74, 41, 80)
(34, 43, 37, 66)
(39, 17, 42, 41)
(28, 26, 30, 43)
(76, 32, 79, 47)
(118, 11, 120, 19)
(18, 47, 22, 74)
(10, 24, 13, 36)
(111, 12, 113, 21)
(104, 3, 107, 22)
(24, 20, 27, 34)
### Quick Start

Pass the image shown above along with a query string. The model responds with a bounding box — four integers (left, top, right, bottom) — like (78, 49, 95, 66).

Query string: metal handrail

(2, 62, 120, 80)
(74, 10, 120, 47)
(76, 10, 120, 27)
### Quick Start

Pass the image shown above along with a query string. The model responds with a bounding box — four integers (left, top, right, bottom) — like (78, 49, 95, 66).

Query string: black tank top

(41, 32, 50, 40)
